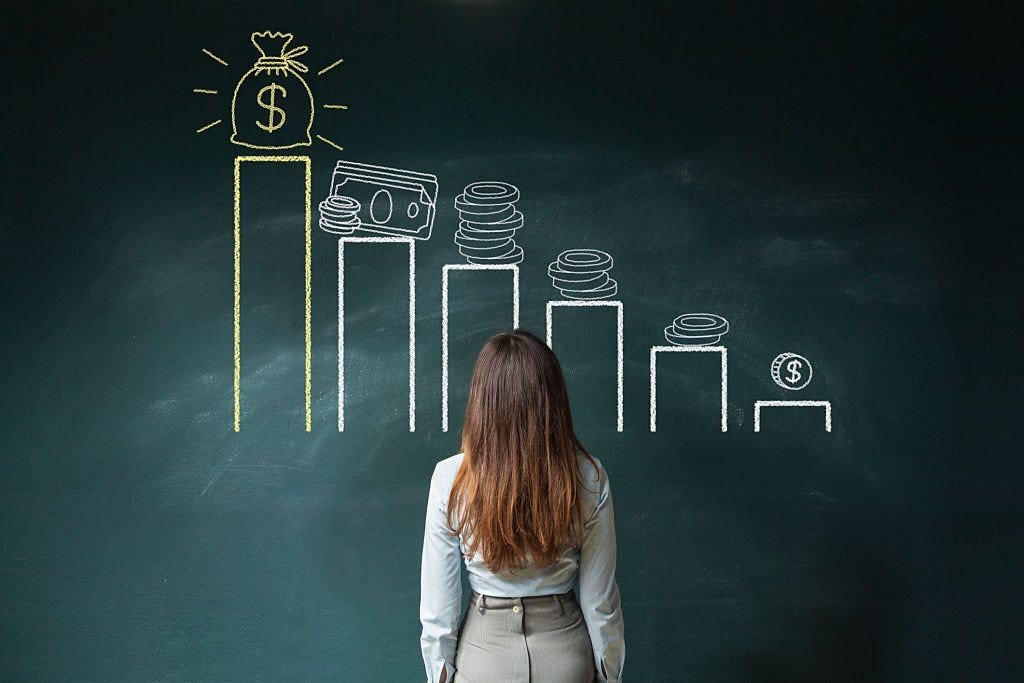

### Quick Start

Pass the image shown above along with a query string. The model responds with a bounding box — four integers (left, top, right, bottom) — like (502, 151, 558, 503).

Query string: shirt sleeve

(579, 463, 625, 682)
(419, 463, 463, 683)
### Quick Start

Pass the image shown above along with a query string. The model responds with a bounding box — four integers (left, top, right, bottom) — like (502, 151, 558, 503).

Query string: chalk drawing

(753, 400, 832, 433)
(233, 156, 312, 433)
(202, 48, 229, 67)
(453, 182, 524, 265)
(441, 265, 520, 432)
(770, 352, 813, 391)
(319, 196, 360, 236)
(325, 161, 438, 241)
(337, 237, 417, 432)
(317, 58, 344, 76)
(196, 33, 346, 149)
(546, 301, 624, 432)
(664, 313, 730, 346)
(547, 249, 618, 300)
(196, 119, 222, 134)
(316, 134, 344, 152)
(649, 345, 728, 433)
(230, 32, 314, 149)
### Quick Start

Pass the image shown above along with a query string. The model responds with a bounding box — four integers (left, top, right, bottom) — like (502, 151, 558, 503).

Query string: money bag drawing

(230, 31, 314, 149)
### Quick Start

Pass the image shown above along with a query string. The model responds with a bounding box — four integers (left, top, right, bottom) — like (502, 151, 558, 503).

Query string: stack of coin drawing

(318, 195, 361, 235)
(548, 249, 618, 300)
(453, 181, 525, 265)
(664, 313, 730, 346)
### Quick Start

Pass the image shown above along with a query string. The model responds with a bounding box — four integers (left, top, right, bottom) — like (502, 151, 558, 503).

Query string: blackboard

(3, 2, 1020, 681)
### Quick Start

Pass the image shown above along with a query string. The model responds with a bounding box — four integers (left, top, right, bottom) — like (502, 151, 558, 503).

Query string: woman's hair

(446, 329, 599, 573)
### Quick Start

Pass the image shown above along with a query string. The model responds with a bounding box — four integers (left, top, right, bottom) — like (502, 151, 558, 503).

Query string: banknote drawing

(323, 161, 438, 240)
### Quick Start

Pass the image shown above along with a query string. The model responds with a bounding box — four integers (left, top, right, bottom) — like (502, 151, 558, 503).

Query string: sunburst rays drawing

(195, 31, 347, 151)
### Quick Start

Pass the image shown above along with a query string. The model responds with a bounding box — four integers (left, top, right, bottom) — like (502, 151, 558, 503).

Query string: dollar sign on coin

(771, 352, 813, 391)
(786, 358, 803, 385)
(256, 83, 287, 133)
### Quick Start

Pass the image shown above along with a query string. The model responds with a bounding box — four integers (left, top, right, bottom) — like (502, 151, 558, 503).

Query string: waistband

(470, 588, 576, 614)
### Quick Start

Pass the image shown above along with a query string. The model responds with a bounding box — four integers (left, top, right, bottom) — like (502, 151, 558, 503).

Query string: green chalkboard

(3, 2, 1020, 681)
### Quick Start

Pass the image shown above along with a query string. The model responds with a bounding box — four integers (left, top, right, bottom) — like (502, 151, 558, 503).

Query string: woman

(420, 329, 625, 682)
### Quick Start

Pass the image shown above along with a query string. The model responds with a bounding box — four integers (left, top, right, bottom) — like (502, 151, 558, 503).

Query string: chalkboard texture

(2, 2, 1021, 681)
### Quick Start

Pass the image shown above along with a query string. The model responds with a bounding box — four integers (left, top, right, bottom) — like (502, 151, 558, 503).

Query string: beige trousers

(453, 589, 597, 683)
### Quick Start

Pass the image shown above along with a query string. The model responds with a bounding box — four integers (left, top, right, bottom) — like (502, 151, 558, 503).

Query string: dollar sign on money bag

(230, 31, 314, 149)
(256, 84, 287, 133)
(786, 358, 803, 385)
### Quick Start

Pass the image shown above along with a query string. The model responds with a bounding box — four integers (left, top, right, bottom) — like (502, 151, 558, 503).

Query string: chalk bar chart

(441, 264, 520, 432)
(337, 237, 417, 432)
(649, 345, 729, 433)
(754, 400, 833, 433)
(232, 155, 312, 433)
(546, 300, 624, 432)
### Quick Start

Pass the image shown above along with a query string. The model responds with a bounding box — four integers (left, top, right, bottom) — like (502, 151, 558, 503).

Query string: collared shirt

(419, 451, 625, 682)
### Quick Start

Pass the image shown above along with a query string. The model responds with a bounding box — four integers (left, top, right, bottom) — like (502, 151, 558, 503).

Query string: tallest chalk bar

(327, 161, 438, 240)
(233, 156, 313, 433)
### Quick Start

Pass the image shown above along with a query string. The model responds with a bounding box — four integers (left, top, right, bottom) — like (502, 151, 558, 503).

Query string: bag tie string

(255, 45, 309, 74)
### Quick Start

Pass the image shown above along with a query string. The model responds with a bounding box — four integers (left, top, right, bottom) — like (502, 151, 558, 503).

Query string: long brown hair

(446, 329, 599, 573)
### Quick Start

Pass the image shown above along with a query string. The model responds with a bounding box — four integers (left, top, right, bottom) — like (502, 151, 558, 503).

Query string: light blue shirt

(419, 451, 625, 682)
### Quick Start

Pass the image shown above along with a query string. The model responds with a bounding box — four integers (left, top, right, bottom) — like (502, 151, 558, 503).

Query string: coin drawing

(770, 352, 813, 391)
(664, 313, 729, 346)
(453, 181, 525, 265)
(548, 249, 618, 300)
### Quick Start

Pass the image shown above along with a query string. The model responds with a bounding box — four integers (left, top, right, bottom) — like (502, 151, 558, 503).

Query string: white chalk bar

(337, 237, 417, 432)
(441, 264, 520, 432)
(649, 345, 728, 433)
(546, 300, 624, 432)
(753, 400, 832, 433)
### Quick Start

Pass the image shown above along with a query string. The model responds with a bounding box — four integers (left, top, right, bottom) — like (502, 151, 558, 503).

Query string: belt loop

(552, 593, 563, 616)
(477, 594, 486, 614)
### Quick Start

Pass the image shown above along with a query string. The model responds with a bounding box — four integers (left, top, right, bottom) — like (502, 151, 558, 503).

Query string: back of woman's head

(447, 329, 598, 573)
